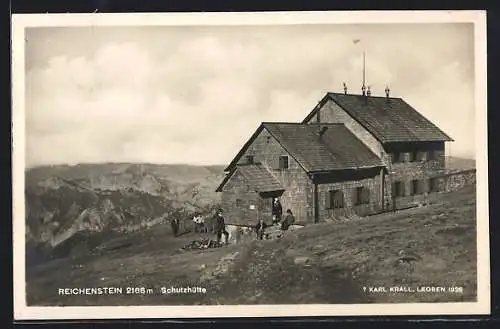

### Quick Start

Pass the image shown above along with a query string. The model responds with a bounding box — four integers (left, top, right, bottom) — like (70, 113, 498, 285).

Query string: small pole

(363, 51, 366, 91)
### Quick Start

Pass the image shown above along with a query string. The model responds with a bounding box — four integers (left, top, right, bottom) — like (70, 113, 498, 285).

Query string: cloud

(405, 61, 475, 158)
(25, 39, 265, 167)
(25, 25, 475, 167)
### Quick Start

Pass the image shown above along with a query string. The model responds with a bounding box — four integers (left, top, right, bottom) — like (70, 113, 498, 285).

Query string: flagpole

(363, 51, 366, 90)
(353, 39, 366, 95)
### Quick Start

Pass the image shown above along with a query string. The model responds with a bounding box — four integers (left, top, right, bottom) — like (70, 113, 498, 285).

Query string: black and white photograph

(12, 11, 489, 319)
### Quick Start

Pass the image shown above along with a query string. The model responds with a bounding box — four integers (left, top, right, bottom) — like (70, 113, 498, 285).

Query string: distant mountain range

(25, 163, 225, 261)
(445, 156, 475, 171)
(24, 157, 473, 263)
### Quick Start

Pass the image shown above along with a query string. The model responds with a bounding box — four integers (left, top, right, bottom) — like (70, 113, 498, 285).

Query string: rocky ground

(26, 183, 477, 306)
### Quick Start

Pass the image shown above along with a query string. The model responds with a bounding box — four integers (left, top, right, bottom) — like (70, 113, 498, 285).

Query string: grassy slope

(26, 184, 476, 306)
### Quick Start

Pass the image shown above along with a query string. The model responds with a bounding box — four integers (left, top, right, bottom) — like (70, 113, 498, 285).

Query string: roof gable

(238, 164, 284, 193)
(216, 163, 284, 193)
(302, 92, 453, 143)
(223, 121, 383, 174)
(224, 124, 266, 172)
(215, 170, 234, 192)
(223, 124, 310, 173)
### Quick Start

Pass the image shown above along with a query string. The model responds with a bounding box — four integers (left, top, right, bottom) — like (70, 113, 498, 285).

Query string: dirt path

(201, 239, 369, 305)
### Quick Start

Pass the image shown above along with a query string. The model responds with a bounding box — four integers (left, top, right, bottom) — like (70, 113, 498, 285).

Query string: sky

(24, 23, 476, 168)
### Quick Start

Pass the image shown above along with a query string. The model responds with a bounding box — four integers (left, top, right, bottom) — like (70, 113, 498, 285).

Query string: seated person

(280, 209, 295, 231)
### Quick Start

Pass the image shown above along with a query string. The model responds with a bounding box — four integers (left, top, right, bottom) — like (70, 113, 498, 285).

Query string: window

(428, 150, 437, 161)
(410, 151, 419, 162)
(236, 198, 243, 207)
(354, 186, 370, 205)
(279, 155, 289, 169)
(392, 152, 405, 163)
(266, 136, 272, 144)
(392, 181, 405, 198)
(328, 190, 344, 209)
(410, 179, 425, 195)
(246, 155, 254, 164)
(429, 178, 440, 192)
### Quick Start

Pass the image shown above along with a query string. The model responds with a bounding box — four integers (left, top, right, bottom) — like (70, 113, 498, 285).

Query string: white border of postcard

(12, 10, 489, 320)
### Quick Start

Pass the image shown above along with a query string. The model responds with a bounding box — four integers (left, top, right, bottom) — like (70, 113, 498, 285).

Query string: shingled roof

(302, 93, 453, 143)
(264, 123, 383, 172)
(239, 164, 284, 193)
(215, 163, 284, 193)
(224, 122, 384, 174)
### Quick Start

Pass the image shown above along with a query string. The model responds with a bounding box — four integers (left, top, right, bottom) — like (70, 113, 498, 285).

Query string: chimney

(318, 126, 328, 138)
(367, 86, 371, 96)
(343, 82, 348, 95)
(385, 85, 390, 99)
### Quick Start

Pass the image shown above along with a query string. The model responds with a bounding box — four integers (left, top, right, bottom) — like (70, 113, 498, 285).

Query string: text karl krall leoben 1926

(362, 286, 464, 293)
(57, 286, 208, 296)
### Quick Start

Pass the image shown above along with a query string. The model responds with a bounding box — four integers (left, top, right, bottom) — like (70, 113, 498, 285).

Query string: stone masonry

(219, 95, 464, 226)
(306, 98, 449, 212)
(223, 128, 313, 224)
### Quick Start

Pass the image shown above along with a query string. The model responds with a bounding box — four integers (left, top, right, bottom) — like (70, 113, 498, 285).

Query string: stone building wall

(309, 99, 385, 158)
(443, 169, 476, 192)
(305, 98, 449, 212)
(316, 171, 382, 219)
(234, 128, 314, 223)
(220, 170, 263, 225)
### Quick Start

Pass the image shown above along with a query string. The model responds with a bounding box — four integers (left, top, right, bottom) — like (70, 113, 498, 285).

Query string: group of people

(255, 198, 296, 240)
(169, 208, 229, 242)
(170, 198, 296, 243)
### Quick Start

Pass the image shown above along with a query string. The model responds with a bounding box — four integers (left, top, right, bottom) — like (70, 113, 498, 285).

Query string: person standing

(192, 214, 199, 233)
(199, 214, 207, 233)
(272, 198, 283, 225)
(205, 213, 215, 233)
(192, 213, 204, 233)
(213, 208, 229, 244)
(255, 218, 268, 240)
(170, 218, 179, 237)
